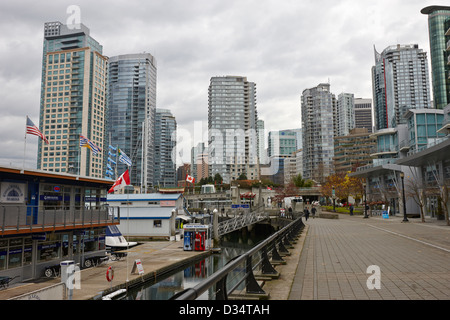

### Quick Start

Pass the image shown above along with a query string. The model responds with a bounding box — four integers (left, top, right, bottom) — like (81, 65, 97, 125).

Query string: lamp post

(400, 172, 409, 222)
(332, 187, 336, 212)
(363, 180, 368, 219)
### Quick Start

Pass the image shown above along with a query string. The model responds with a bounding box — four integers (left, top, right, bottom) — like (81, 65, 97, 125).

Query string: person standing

(304, 206, 310, 221)
(349, 204, 354, 216)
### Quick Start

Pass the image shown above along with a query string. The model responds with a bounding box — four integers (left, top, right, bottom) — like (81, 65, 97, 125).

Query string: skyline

(0, 0, 442, 169)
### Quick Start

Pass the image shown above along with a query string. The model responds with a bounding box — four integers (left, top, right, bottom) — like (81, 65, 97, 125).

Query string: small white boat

(106, 225, 137, 248)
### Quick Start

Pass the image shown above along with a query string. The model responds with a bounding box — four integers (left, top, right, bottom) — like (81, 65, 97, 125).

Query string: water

(121, 224, 274, 300)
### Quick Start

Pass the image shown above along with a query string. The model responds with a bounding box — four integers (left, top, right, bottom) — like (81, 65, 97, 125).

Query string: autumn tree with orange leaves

(321, 172, 364, 204)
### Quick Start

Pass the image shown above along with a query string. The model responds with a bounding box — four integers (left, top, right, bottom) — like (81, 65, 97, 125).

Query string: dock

(0, 241, 209, 300)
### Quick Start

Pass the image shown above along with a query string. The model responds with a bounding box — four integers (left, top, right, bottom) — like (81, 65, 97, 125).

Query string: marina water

(121, 224, 274, 300)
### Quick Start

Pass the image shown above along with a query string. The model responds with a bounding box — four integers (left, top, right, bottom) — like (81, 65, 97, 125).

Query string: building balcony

(399, 140, 410, 152)
(0, 205, 119, 236)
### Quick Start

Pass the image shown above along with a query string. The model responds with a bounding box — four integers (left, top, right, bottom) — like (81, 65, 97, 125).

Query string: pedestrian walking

(349, 204, 354, 216)
(304, 206, 310, 221)
(288, 206, 293, 219)
(311, 206, 316, 219)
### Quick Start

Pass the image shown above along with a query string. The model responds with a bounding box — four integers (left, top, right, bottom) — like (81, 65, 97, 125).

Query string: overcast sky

(0, 0, 441, 168)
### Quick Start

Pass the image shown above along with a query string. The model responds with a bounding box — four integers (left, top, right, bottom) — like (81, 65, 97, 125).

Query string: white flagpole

(126, 191, 130, 289)
(23, 116, 28, 171)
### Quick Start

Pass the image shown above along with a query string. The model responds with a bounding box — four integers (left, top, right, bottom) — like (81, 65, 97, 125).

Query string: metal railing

(0, 205, 119, 234)
(217, 207, 269, 237)
(171, 216, 305, 300)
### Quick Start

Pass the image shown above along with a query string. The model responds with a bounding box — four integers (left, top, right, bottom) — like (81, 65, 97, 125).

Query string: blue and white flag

(80, 135, 101, 155)
(118, 148, 132, 166)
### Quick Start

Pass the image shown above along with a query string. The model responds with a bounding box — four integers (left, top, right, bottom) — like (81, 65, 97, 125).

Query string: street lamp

(363, 180, 368, 219)
(332, 187, 336, 212)
(400, 172, 409, 222)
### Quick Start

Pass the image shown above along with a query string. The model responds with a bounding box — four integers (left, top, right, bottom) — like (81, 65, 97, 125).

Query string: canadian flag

(186, 174, 195, 184)
(108, 169, 131, 193)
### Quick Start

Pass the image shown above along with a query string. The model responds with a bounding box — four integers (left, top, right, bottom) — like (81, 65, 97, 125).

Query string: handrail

(171, 216, 304, 300)
(217, 207, 268, 237)
(0, 205, 118, 235)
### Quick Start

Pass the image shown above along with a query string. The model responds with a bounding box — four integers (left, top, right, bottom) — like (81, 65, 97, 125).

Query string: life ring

(106, 266, 114, 282)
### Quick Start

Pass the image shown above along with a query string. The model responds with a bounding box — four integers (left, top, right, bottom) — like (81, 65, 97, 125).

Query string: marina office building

(0, 166, 117, 282)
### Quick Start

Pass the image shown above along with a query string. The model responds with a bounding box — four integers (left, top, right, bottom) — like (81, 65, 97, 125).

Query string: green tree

(237, 173, 247, 180)
(214, 173, 223, 184)
(292, 173, 313, 188)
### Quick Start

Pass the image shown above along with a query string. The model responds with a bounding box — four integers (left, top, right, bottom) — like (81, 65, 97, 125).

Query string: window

(153, 220, 162, 228)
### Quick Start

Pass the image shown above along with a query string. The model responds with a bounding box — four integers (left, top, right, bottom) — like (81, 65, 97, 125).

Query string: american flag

(26, 116, 49, 144)
(80, 135, 101, 155)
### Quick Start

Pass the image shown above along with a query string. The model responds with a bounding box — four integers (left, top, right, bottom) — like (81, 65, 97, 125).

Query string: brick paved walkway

(289, 214, 450, 300)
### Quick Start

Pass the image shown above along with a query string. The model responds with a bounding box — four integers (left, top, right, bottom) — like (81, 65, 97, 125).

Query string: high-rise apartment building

(191, 142, 207, 181)
(107, 53, 157, 189)
(153, 109, 177, 188)
(421, 6, 450, 110)
(301, 83, 336, 182)
(333, 128, 376, 174)
(336, 93, 355, 136)
(208, 76, 259, 183)
(256, 120, 267, 165)
(354, 98, 373, 133)
(38, 22, 108, 178)
(268, 129, 300, 158)
(372, 44, 431, 130)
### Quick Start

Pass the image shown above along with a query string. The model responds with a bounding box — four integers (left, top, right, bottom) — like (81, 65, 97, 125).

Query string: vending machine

(183, 230, 193, 251)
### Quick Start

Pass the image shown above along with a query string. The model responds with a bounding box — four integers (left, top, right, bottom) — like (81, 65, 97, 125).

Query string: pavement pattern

(286, 214, 450, 300)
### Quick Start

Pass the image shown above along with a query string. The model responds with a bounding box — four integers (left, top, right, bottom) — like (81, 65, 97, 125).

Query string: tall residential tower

(372, 44, 431, 130)
(421, 6, 450, 110)
(153, 108, 177, 188)
(301, 83, 336, 182)
(208, 76, 259, 183)
(38, 22, 107, 177)
(107, 53, 157, 189)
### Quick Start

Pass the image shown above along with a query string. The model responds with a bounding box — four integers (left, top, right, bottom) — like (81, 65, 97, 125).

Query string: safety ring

(106, 266, 114, 282)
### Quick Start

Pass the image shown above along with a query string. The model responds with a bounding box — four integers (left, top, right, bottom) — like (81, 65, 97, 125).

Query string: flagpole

(126, 190, 129, 289)
(23, 116, 28, 171)
(78, 136, 81, 176)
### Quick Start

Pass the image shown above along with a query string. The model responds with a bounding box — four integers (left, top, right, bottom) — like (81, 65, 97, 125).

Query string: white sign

(131, 259, 144, 275)
(1, 182, 25, 203)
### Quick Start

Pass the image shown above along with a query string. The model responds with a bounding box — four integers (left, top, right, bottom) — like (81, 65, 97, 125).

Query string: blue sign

(32, 233, 46, 241)
(232, 204, 250, 209)
(40, 195, 63, 201)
